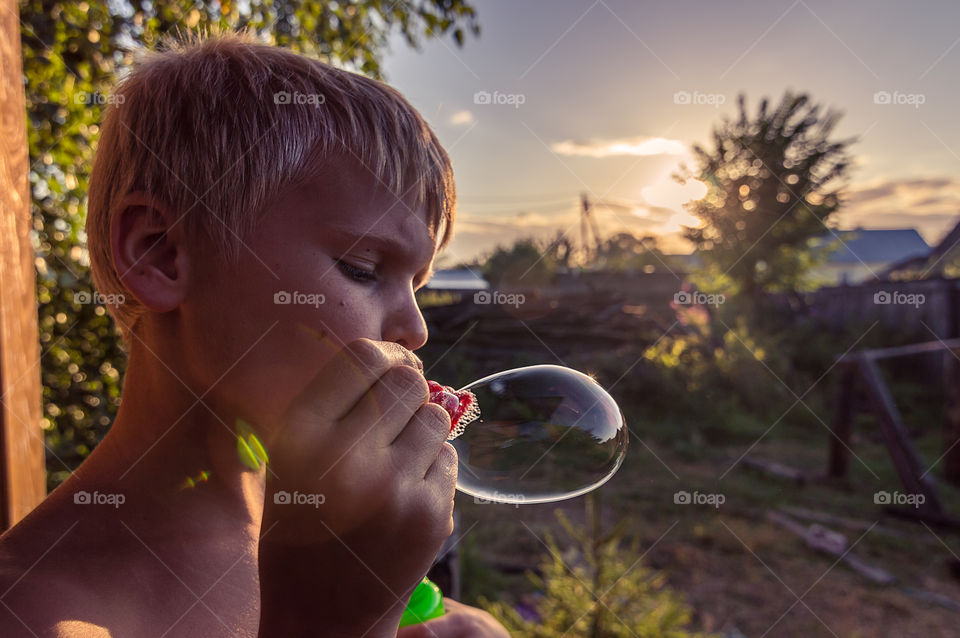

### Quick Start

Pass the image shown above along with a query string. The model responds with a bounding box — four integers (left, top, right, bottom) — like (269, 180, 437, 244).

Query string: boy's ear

(110, 192, 190, 313)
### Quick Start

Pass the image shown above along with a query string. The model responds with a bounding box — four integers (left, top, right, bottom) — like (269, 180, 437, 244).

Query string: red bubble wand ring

(426, 379, 481, 439)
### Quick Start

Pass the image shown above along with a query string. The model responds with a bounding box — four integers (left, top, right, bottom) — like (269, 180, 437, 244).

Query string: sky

(380, 0, 960, 266)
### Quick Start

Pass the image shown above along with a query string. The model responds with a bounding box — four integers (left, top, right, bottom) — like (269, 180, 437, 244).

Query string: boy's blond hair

(87, 30, 455, 339)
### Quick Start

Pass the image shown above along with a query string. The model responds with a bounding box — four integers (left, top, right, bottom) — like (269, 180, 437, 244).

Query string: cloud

(839, 175, 960, 244)
(551, 135, 688, 158)
(845, 176, 958, 205)
(846, 183, 897, 204)
(444, 165, 711, 262)
(912, 195, 960, 208)
(444, 171, 960, 264)
(448, 110, 475, 126)
(444, 196, 690, 264)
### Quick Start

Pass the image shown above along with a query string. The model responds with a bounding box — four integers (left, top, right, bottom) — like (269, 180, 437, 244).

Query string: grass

(457, 389, 960, 637)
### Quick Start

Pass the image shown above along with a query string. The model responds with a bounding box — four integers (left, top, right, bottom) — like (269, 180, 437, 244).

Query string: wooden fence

(803, 277, 960, 340)
(0, 0, 46, 531)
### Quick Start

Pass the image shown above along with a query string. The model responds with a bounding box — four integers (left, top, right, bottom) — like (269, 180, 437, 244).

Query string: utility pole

(580, 193, 589, 264)
(580, 193, 602, 265)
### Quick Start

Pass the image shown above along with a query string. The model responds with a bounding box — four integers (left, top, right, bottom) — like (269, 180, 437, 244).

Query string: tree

(543, 230, 575, 270)
(21, 0, 480, 486)
(483, 237, 558, 288)
(481, 511, 714, 638)
(594, 232, 677, 273)
(680, 92, 854, 302)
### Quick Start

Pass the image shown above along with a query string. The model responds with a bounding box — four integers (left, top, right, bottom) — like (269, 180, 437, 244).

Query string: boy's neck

(0, 333, 267, 637)
(72, 334, 266, 541)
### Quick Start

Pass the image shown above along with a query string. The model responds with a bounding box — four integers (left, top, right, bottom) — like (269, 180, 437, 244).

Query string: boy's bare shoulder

(0, 611, 113, 638)
(0, 554, 103, 637)
(0, 496, 261, 638)
(0, 577, 92, 637)
(51, 621, 114, 638)
(0, 503, 129, 638)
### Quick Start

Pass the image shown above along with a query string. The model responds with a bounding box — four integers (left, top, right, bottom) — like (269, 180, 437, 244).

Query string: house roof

(822, 228, 930, 264)
(666, 228, 932, 269)
(424, 268, 489, 290)
(927, 217, 960, 263)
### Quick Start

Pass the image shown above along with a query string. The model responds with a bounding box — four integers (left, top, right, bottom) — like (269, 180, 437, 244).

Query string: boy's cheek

(183, 251, 382, 426)
(192, 303, 379, 433)
(199, 323, 333, 427)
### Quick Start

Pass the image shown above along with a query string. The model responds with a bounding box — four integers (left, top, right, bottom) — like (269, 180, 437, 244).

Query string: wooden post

(828, 362, 856, 478)
(858, 356, 944, 517)
(0, 0, 46, 530)
(944, 353, 960, 486)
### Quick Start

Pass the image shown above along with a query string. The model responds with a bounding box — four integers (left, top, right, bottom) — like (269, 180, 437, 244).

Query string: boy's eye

(334, 258, 378, 283)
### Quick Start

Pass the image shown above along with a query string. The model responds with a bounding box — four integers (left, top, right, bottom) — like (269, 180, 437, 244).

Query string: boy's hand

(396, 599, 510, 638)
(258, 338, 458, 638)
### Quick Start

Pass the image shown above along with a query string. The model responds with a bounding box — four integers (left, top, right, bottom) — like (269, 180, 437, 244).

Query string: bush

(481, 512, 715, 638)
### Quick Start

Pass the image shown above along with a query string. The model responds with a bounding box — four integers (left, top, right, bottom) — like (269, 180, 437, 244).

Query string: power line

(459, 201, 577, 216)
(458, 192, 576, 203)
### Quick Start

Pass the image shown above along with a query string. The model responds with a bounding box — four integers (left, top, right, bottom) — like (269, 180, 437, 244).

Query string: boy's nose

(382, 297, 429, 352)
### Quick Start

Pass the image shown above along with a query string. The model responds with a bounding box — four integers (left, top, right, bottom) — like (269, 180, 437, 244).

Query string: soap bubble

(450, 365, 627, 504)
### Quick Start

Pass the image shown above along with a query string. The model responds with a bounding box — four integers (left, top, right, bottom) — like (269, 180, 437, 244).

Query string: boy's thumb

(396, 619, 449, 638)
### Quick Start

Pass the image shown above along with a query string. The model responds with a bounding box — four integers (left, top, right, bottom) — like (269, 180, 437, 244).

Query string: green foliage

(481, 512, 714, 638)
(459, 531, 516, 606)
(23, 0, 479, 485)
(594, 233, 680, 273)
(648, 88, 860, 443)
(483, 237, 558, 287)
(480, 230, 678, 286)
(680, 91, 854, 301)
(637, 304, 796, 432)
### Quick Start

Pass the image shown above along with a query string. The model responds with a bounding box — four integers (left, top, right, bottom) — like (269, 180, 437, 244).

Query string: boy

(0, 31, 508, 637)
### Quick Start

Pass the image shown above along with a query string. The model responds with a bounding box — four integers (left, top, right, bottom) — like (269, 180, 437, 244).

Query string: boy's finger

(297, 323, 424, 373)
(424, 441, 458, 489)
(293, 338, 423, 426)
(390, 403, 451, 476)
(396, 598, 502, 638)
(340, 365, 429, 448)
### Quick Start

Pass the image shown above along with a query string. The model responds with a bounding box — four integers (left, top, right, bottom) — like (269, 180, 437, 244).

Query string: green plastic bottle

(399, 577, 445, 627)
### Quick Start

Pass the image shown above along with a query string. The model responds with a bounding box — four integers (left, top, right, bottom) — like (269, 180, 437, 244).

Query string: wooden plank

(839, 339, 960, 363)
(857, 356, 944, 517)
(0, 0, 46, 530)
(901, 588, 960, 613)
(742, 456, 807, 484)
(766, 511, 896, 585)
(883, 507, 960, 530)
(780, 506, 908, 538)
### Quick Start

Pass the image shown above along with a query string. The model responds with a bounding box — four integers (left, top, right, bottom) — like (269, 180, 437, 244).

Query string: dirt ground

(458, 422, 960, 638)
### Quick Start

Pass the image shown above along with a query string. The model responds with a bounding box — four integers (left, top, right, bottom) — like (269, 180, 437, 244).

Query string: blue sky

(380, 0, 960, 265)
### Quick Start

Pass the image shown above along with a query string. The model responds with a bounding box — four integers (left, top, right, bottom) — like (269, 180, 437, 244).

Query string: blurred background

(21, 0, 960, 635)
